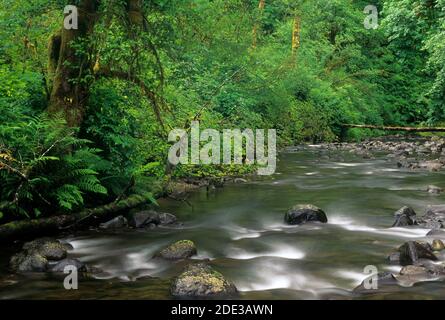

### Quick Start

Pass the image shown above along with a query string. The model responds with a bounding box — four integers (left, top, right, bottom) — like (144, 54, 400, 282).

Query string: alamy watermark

(363, 265, 379, 290)
(64, 5, 78, 30)
(168, 121, 277, 176)
(63, 265, 78, 290)
(364, 5, 379, 30)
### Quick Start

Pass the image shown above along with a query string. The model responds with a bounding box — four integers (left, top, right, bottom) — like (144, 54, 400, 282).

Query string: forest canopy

(0, 0, 444, 222)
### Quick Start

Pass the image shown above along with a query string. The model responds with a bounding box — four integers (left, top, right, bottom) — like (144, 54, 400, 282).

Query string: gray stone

(284, 204, 328, 225)
(171, 263, 237, 298)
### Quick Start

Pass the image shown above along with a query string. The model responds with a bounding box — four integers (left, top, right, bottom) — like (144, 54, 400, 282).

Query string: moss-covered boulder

(171, 263, 237, 298)
(9, 238, 72, 273)
(10, 252, 48, 273)
(284, 204, 328, 225)
(155, 240, 197, 260)
(23, 238, 71, 260)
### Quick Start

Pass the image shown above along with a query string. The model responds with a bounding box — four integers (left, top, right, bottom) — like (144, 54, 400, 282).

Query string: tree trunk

(252, 0, 265, 49)
(47, 0, 98, 127)
(0, 193, 164, 243)
(342, 124, 445, 132)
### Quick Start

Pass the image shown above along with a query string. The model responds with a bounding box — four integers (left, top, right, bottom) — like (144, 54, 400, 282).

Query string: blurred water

(1, 146, 445, 299)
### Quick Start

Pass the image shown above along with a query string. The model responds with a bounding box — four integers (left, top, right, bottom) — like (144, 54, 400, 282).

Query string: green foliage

(0, 115, 108, 219)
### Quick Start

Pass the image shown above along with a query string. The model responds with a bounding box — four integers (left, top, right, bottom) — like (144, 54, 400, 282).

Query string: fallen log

(0, 192, 164, 243)
(342, 124, 445, 132)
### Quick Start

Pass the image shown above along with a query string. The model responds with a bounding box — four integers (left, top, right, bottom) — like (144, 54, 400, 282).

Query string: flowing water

(1, 146, 445, 300)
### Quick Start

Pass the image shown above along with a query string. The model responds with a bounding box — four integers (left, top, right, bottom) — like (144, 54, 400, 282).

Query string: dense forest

(0, 0, 444, 225)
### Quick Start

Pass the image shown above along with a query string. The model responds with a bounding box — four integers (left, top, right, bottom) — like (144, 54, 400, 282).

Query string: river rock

(398, 241, 438, 265)
(99, 215, 128, 229)
(427, 185, 443, 194)
(22, 238, 70, 261)
(392, 206, 417, 227)
(130, 210, 177, 228)
(432, 239, 445, 251)
(155, 240, 197, 260)
(427, 229, 445, 238)
(9, 252, 48, 273)
(50, 258, 87, 273)
(9, 238, 74, 273)
(418, 205, 445, 229)
(171, 263, 237, 298)
(387, 252, 401, 264)
(284, 204, 328, 225)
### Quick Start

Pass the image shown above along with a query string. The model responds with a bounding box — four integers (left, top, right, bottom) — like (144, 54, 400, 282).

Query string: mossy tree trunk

(48, 0, 99, 127)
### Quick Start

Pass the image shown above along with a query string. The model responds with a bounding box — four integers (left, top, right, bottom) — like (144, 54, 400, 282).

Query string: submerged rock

(129, 210, 178, 228)
(99, 215, 128, 230)
(387, 252, 401, 264)
(50, 258, 87, 273)
(392, 206, 417, 227)
(427, 185, 443, 194)
(432, 239, 445, 251)
(398, 241, 438, 266)
(155, 240, 197, 260)
(284, 204, 328, 225)
(171, 263, 237, 298)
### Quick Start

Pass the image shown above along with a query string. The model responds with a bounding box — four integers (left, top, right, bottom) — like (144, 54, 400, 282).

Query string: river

(1, 145, 445, 299)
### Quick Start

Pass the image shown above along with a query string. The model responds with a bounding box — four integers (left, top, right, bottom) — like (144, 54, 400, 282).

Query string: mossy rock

(171, 263, 237, 298)
(155, 240, 197, 260)
(10, 252, 48, 273)
(23, 238, 70, 260)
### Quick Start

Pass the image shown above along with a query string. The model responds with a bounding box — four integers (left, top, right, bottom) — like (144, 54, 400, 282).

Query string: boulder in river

(10, 238, 73, 273)
(171, 263, 237, 298)
(99, 215, 128, 230)
(284, 204, 328, 225)
(22, 238, 70, 261)
(398, 241, 438, 266)
(10, 252, 48, 273)
(155, 240, 197, 260)
(392, 206, 417, 227)
(129, 210, 178, 228)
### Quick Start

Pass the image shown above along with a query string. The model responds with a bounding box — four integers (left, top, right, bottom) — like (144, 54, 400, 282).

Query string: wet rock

(399, 265, 429, 276)
(234, 178, 248, 183)
(99, 215, 128, 229)
(22, 238, 69, 261)
(353, 272, 398, 293)
(129, 210, 178, 228)
(171, 263, 237, 298)
(387, 252, 401, 264)
(155, 240, 197, 260)
(418, 205, 445, 229)
(432, 239, 445, 251)
(427, 185, 443, 194)
(398, 241, 438, 266)
(427, 229, 445, 238)
(284, 204, 328, 225)
(50, 258, 87, 273)
(9, 252, 48, 273)
(392, 206, 417, 227)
